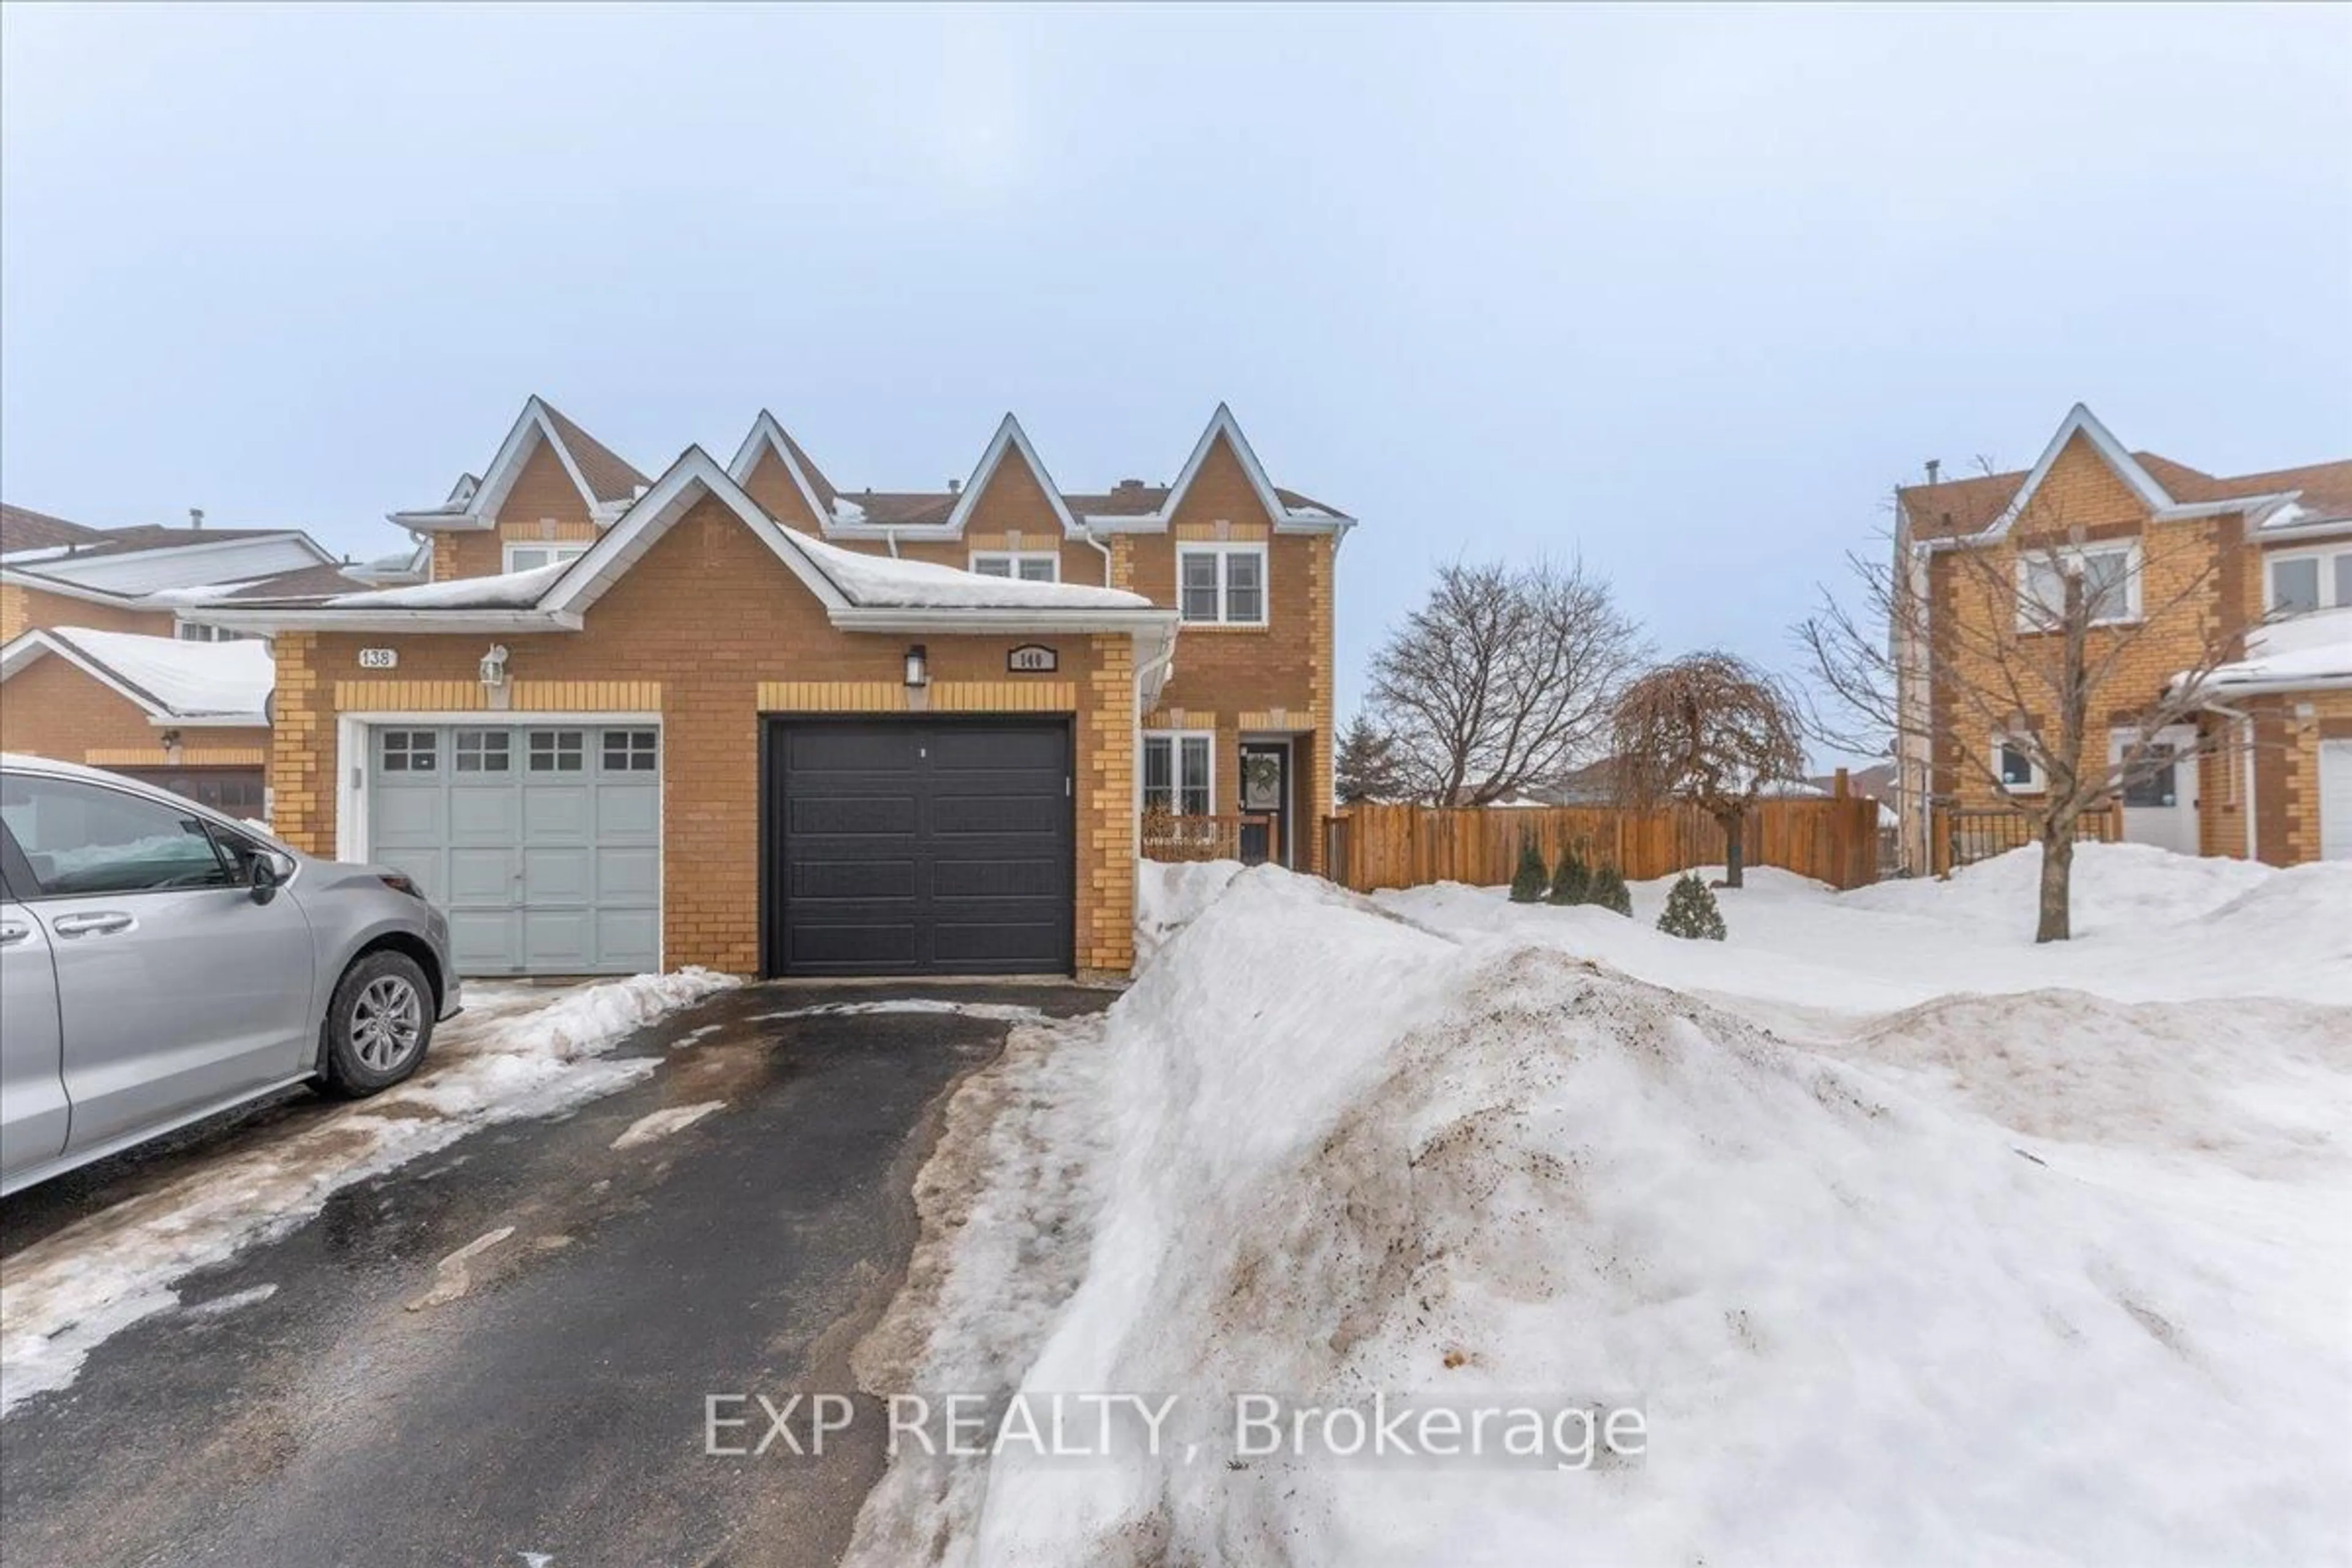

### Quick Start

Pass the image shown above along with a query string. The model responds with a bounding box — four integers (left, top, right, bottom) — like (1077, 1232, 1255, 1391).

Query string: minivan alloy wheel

(352, 975, 424, 1071)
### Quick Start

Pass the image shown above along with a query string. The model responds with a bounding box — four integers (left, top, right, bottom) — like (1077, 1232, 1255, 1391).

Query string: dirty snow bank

(843, 1008, 1120, 1568)
(856, 863, 2350, 1566)
(0, 968, 735, 1418)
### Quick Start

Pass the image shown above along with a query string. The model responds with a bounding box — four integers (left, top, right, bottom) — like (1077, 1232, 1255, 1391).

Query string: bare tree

(1610, 652, 1807, 888)
(1333, 712, 1404, 804)
(1794, 479, 2244, 941)
(1367, 559, 1645, 807)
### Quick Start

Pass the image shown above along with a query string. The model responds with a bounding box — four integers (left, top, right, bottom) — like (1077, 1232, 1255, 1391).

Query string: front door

(1238, 741, 1291, 867)
(2113, 724, 2199, 855)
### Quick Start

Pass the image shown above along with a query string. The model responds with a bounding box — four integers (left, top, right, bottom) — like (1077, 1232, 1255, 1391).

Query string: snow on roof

(2199, 608, 2352, 692)
(793, 533, 1153, 611)
(39, 627, 273, 718)
(326, 559, 573, 609)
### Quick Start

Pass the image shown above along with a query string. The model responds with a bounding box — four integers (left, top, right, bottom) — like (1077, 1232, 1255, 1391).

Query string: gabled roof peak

(396, 396, 648, 530)
(940, 413, 1082, 538)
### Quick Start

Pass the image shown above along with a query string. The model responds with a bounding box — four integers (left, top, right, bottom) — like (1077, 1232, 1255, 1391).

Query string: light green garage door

(366, 723, 660, 976)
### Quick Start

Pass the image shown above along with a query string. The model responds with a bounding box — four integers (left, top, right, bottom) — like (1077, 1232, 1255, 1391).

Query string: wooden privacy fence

(1326, 796, 1882, 892)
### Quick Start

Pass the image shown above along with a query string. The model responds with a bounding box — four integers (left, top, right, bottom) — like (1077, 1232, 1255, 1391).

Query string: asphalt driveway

(0, 981, 1111, 1568)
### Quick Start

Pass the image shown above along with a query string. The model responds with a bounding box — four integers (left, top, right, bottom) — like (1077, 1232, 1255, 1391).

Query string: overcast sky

(5, 4, 2347, 749)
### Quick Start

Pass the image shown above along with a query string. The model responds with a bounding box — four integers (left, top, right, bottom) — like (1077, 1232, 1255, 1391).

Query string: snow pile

(1831, 991, 2349, 1176)
(2198, 605, 2352, 692)
(845, 1008, 1120, 1567)
(0, 967, 735, 1418)
(43, 627, 273, 718)
(793, 532, 1153, 611)
(1844, 840, 2277, 935)
(854, 863, 2351, 1566)
(1132, 857, 1245, 970)
(325, 557, 573, 608)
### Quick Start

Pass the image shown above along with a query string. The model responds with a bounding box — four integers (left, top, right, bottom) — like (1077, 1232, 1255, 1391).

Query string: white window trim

(1140, 729, 1216, 816)
(967, 549, 1061, 582)
(502, 542, 590, 574)
(2015, 542, 2141, 631)
(1176, 542, 1269, 627)
(2263, 545, 2351, 614)
(1992, 733, 2046, 796)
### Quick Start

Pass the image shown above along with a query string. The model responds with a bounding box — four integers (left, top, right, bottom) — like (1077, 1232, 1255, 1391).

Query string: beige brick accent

(1082, 633, 1136, 975)
(83, 746, 268, 767)
(270, 632, 331, 853)
(508, 680, 662, 711)
(1143, 707, 1216, 731)
(758, 680, 1076, 712)
(335, 680, 487, 710)
(1173, 519, 1269, 541)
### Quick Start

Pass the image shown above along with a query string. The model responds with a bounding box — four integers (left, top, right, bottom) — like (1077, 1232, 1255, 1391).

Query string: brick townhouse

(184, 398, 1354, 981)
(1893, 404, 2352, 870)
(0, 503, 409, 812)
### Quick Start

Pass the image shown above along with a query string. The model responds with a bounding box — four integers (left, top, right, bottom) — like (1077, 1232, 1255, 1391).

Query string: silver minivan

(0, 753, 461, 1196)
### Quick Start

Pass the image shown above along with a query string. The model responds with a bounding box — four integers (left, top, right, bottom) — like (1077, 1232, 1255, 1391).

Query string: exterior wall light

(904, 644, 930, 688)
(480, 644, 510, 690)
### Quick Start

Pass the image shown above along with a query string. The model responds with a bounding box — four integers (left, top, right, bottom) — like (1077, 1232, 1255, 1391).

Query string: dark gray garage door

(766, 718, 1072, 977)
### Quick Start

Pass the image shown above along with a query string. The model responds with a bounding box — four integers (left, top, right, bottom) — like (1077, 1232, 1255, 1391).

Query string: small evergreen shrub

(1547, 846, 1591, 905)
(1586, 863, 1633, 917)
(1509, 838, 1550, 903)
(1656, 872, 1727, 940)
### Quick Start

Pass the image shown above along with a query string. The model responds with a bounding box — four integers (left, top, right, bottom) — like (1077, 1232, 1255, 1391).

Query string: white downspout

(1077, 522, 1114, 586)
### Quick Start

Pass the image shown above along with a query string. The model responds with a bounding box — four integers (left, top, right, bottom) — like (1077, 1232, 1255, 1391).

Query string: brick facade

(1, 582, 175, 643)
(268, 495, 1137, 976)
(0, 651, 268, 766)
(1923, 429, 2342, 865)
(430, 440, 602, 582)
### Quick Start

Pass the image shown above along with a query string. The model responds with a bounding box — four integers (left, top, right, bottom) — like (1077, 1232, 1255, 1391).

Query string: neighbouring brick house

(187, 398, 1354, 981)
(1893, 404, 2352, 871)
(0, 504, 396, 811)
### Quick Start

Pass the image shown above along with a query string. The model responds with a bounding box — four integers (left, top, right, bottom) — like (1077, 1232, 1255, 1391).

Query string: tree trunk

(2035, 822, 2073, 943)
(1720, 809, 1746, 888)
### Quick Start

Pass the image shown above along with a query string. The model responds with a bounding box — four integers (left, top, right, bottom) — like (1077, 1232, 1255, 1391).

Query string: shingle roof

(824, 481, 1338, 528)
(0, 503, 108, 552)
(213, 562, 379, 601)
(539, 401, 650, 503)
(11, 523, 293, 563)
(1898, 448, 2352, 540)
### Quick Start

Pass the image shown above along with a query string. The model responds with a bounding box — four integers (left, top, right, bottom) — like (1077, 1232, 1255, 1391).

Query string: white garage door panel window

(2322, 740, 2352, 862)
(368, 724, 660, 976)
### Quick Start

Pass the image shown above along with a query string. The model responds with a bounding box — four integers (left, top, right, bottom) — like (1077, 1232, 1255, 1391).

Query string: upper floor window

(970, 551, 1059, 583)
(174, 622, 251, 643)
(504, 543, 589, 574)
(1177, 544, 1267, 625)
(2266, 548, 2352, 616)
(2016, 543, 2137, 631)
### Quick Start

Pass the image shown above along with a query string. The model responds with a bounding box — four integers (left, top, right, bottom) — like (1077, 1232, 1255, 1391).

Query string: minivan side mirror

(249, 850, 295, 905)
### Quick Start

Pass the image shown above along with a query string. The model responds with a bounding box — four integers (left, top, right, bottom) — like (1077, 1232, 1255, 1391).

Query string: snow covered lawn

(0, 968, 734, 1417)
(848, 847, 2352, 1566)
